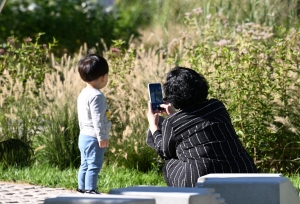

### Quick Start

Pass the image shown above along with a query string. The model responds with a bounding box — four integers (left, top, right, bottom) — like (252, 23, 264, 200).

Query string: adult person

(146, 66, 258, 187)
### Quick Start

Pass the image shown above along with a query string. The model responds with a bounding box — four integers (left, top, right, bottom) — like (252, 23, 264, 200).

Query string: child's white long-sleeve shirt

(77, 87, 111, 141)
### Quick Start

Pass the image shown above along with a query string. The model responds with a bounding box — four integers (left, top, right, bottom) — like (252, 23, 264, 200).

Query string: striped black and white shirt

(147, 98, 258, 187)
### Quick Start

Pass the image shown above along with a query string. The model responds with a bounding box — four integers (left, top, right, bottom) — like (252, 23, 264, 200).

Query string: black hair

(163, 66, 209, 109)
(78, 54, 109, 82)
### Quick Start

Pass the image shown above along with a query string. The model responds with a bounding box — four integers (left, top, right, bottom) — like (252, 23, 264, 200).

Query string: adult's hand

(159, 103, 176, 116)
(147, 102, 160, 134)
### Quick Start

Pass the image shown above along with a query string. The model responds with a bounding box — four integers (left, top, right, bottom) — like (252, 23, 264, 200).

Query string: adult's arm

(146, 116, 164, 149)
(147, 102, 177, 159)
(152, 118, 177, 159)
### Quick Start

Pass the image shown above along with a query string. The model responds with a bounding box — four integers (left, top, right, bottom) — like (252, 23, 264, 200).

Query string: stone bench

(109, 185, 226, 204)
(43, 194, 155, 204)
(196, 173, 300, 204)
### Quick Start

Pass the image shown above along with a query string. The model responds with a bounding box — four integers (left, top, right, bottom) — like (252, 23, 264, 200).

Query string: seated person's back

(146, 66, 258, 187)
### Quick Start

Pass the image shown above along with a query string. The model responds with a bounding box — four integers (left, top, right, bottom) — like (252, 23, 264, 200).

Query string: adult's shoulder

(201, 98, 228, 114)
(163, 98, 227, 122)
(206, 98, 226, 108)
(182, 98, 226, 112)
(178, 98, 227, 119)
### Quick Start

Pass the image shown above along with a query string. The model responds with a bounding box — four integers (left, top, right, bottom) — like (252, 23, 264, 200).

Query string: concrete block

(109, 185, 226, 204)
(43, 194, 155, 204)
(196, 173, 300, 204)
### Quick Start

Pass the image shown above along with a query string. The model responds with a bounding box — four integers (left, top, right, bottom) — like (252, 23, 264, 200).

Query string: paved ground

(0, 181, 77, 204)
(1, 181, 298, 204)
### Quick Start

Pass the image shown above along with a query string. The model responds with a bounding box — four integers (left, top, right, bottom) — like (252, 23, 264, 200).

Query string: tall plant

(35, 105, 80, 169)
(101, 40, 163, 172)
(165, 10, 300, 173)
(0, 36, 54, 168)
(0, 84, 39, 168)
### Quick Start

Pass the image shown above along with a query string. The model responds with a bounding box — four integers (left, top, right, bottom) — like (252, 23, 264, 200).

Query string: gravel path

(0, 181, 77, 204)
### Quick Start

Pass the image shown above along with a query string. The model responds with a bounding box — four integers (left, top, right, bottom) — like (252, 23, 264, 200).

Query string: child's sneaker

(76, 189, 85, 194)
(85, 190, 101, 194)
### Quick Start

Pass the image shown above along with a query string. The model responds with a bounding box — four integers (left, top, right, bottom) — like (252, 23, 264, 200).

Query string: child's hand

(99, 139, 109, 148)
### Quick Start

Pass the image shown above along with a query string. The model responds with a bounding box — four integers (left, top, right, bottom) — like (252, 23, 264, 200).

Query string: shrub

(0, 34, 56, 89)
(162, 11, 300, 173)
(0, 83, 38, 168)
(0, 0, 146, 55)
(35, 105, 80, 169)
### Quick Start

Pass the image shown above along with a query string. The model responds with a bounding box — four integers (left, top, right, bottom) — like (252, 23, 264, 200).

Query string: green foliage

(0, 97, 39, 141)
(106, 123, 162, 172)
(115, 0, 154, 30)
(289, 174, 300, 192)
(34, 105, 80, 170)
(0, 164, 299, 193)
(1, 0, 300, 56)
(0, 164, 167, 193)
(165, 12, 300, 173)
(1, 1, 300, 177)
(0, 139, 33, 168)
(147, 0, 300, 33)
(0, 95, 41, 168)
(0, 33, 56, 89)
(103, 40, 160, 172)
(0, 0, 145, 55)
(0, 34, 55, 168)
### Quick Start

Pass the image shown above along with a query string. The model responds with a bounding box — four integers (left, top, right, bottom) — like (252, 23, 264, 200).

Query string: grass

(0, 164, 299, 194)
(290, 175, 300, 194)
(0, 164, 166, 193)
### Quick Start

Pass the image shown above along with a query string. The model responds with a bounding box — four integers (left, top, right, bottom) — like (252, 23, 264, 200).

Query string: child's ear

(100, 75, 105, 82)
(100, 74, 108, 82)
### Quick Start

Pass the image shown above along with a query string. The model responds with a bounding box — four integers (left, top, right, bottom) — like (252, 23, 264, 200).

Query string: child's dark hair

(78, 54, 109, 82)
(163, 66, 209, 109)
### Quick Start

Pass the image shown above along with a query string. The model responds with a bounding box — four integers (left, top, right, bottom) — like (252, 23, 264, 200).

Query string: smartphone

(148, 83, 164, 112)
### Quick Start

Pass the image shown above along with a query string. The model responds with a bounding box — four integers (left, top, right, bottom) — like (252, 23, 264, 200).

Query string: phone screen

(148, 83, 163, 112)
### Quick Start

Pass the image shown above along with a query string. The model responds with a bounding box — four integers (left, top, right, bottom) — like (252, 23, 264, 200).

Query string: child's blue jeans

(78, 134, 106, 191)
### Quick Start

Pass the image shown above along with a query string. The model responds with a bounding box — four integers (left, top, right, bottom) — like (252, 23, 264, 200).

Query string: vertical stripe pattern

(147, 99, 258, 187)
